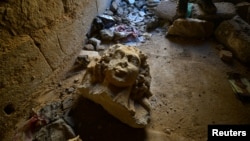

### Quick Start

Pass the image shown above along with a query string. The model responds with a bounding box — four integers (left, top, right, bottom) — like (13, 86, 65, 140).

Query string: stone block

(192, 2, 236, 21)
(166, 18, 214, 39)
(219, 50, 233, 63)
(236, 2, 250, 24)
(154, 0, 177, 22)
(215, 16, 250, 65)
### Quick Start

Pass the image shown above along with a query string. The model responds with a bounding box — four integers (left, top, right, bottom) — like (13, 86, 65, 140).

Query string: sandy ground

(10, 29, 250, 141)
(138, 31, 250, 140)
(69, 30, 250, 141)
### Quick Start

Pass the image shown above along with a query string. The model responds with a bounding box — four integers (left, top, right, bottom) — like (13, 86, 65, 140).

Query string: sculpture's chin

(109, 75, 132, 87)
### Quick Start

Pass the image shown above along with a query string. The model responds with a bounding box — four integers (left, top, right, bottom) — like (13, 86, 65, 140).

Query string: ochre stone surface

(0, 0, 98, 140)
(78, 44, 152, 128)
(167, 18, 214, 39)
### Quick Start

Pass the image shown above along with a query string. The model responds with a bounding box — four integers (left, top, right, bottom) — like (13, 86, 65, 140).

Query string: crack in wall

(96, 0, 98, 14)
(57, 34, 67, 55)
(30, 36, 54, 71)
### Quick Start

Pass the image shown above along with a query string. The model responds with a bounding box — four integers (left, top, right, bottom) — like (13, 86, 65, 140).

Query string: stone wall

(0, 0, 105, 140)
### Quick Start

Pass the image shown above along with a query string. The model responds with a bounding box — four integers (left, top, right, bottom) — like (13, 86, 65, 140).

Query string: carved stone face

(105, 46, 141, 87)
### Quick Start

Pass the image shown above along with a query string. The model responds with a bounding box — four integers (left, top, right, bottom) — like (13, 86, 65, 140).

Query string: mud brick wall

(0, 0, 112, 140)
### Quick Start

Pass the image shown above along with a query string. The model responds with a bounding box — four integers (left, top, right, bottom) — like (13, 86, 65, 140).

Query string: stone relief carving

(78, 44, 152, 128)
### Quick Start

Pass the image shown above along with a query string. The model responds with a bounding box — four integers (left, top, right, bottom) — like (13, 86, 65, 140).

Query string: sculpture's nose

(119, 61, 128, 68)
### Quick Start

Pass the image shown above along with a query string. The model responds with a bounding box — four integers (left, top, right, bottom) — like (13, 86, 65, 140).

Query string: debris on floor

(12, 88, 79, 141)
(33, 118, 76, 141)
(219, 50, 233, 63)
(227, 72, 250, 101)
(13, 113, 47, 141)
(86, 0, 161, 45)
(166, 18, 214, 39)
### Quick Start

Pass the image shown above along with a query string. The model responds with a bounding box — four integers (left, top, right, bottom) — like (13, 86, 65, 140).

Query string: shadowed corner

(69, 95, 147, 141)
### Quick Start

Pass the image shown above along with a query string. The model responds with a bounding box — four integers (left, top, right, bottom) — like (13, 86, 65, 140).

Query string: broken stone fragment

(88, 37, 101, 50)
(191, 2, 236, 21)
(135, 0, 146, 9)
(78, 50, 99, 59)
(104, 10, 114, 16)
(33, 118, 76, 141)
(97, 14, 116, 29)
(166, 18, 214, 39)
(100, 29, 114, 41)
(154, 0, 177, 22)
(83, 44, 95, 50)
(38, 102, 63, 122)
(215, 16, 250, 65)
(110, 1, 118, 12)
(235, 2, 250, 25)
(73, 50, 99, 69)
(117, 7, 124, 16)
(147, 0, 160, 8)
(78, 44, 152, 128)
(219, 50, 233, 63)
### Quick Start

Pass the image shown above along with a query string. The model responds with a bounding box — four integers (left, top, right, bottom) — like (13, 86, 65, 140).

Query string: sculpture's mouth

(114, 68, 127, 78)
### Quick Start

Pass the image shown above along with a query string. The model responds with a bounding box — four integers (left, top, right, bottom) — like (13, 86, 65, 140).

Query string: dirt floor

(11, 28, 250, 141)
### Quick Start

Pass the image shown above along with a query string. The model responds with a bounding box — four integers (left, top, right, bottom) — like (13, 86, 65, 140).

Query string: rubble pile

(86, 0, 161, 46)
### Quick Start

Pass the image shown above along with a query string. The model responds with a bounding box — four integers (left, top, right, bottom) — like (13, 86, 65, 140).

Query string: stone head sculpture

(78, 44, 152, 128)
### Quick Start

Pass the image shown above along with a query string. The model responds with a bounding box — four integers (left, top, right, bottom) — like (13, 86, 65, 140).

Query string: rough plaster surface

(0, 0, 98, 139)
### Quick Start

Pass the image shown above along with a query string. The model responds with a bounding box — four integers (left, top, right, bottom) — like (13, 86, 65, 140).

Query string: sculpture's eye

(128, 55, 140, 67)
(114, 50, 125, 59)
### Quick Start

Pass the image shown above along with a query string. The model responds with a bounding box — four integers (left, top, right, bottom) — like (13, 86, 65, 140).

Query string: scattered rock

(215, 15, 250, 65)
(166, 18, 214, 39)
(219, 50, 233, 63)
(96, 45, 106, 51)
(110, 1, 118, 12)
(83, 44, 95, 50)
(65, 87, 75, 94)
(146, 0, 160, 8)
(192, 2, 236, 21)
(33, 118, 76, 141)
(38, 102, 63, 122)
(88, 38, 101, 50)
(235, 2, 250, 24)
(100, 29, 114, 41)
(78, 50, 99, 59)
(86, 0, 159, 44)
(154, 0, 177, 22)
